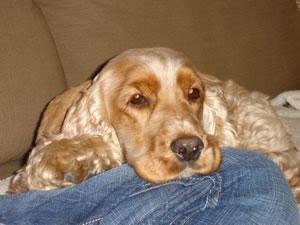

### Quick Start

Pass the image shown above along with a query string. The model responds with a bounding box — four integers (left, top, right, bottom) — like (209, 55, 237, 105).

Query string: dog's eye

(188, 88, 200, 101)
(130, 94, 148, 106)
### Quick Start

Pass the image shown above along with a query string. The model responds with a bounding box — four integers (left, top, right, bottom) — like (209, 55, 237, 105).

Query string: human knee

(219, 148, 299, 221)
(220, 147, 282, 173)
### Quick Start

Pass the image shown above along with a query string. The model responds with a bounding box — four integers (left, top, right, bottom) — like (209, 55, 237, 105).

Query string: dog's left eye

(188, 88, 200, 101)
(130, 94, 148, 107)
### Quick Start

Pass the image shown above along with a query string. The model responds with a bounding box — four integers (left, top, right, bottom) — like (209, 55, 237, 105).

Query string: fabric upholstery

(37, 0, 300, 95)
(0, 0, 66, 178)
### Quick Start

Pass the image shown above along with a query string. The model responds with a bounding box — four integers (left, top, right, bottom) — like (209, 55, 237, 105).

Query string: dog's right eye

(130, 94, 148, 107)
(188, 87, 201, 101)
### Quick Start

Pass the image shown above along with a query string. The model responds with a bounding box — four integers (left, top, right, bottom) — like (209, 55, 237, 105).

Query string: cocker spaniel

(9, 47, 300, 207)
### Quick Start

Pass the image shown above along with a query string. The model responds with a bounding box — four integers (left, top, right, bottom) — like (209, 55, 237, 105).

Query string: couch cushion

(37, 0, 300, 96)
(0, 0, 67, 178)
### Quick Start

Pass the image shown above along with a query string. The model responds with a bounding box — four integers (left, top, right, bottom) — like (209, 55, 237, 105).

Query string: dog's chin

(131, 144, 222, 184)
(177, 166, 200, 178)
(177, 161, 217, 179)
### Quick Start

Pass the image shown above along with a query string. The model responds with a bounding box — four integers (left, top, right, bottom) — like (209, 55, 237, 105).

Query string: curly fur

(9, 48, 300, 208)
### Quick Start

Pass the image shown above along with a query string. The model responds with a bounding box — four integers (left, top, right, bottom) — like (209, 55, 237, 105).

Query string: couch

(1, 0, 300, 180)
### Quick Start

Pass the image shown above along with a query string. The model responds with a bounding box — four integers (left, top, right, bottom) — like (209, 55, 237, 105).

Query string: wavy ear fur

(36, 74, 120, 154)
(38, 76, 122, 155)
(198, 73, 239, 147)
(37, 80, 92, 140)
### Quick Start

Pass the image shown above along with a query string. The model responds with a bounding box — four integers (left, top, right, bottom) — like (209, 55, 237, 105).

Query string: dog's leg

(9, 135, 122, 193)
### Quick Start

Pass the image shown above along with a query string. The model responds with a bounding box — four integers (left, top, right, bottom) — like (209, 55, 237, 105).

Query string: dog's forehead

(136, 53, 184, 87)
(97, 48, 197, 94)
(118, 48, 193, 87)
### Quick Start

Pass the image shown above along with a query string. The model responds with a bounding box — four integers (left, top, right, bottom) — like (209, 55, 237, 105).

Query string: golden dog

(9, 48, 300, 207)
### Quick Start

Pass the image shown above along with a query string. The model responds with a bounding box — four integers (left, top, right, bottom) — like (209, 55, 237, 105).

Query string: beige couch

(1, 0, 300, 179)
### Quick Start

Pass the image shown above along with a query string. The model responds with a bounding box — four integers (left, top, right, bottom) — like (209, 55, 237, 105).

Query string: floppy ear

(8, 74, 124, 192)
(37, 80, 92, 140)
(197, 72, 239, 147)
(37, 75, 122, 156)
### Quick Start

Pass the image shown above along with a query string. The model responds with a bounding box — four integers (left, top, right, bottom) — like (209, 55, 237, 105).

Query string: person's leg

(181, 148, 300, 225)
(0, 148, 298, 225)
(100, 148, 299, 225)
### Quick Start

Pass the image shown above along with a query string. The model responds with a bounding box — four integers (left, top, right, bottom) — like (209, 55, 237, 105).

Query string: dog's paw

(64, 169, 97, 184)
(23, 135, 123, 191)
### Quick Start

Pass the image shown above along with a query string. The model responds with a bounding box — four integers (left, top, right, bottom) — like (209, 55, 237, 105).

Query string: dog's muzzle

(170, 136, 204, 161)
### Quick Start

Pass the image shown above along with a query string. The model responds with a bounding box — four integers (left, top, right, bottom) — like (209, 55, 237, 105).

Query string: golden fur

(9, 48, 300, 207)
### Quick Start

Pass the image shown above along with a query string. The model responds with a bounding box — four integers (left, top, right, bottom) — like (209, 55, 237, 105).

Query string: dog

(9, 47, 300, 207)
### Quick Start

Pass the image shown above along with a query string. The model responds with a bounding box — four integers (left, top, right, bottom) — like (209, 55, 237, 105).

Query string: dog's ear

(197, 72, 238, 147)
(37, 76, 121, 153)
(196, 72, 225, 134)
(37, 80, 92, 141)
(11, 75, 123, 192)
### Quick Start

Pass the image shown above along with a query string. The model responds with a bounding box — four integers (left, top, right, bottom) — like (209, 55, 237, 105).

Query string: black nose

(170, 136, 204, 161)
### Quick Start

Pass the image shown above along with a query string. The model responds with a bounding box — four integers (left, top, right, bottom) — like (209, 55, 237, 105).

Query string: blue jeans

(0, 148, 299, 225)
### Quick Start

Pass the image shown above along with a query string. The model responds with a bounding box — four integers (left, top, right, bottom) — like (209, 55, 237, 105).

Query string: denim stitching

(180, 211, 198, 225)
(130, 177, 209, 198)
(80, 217, 103, 225)
(80, 174, 223, 225)
(141, 177, 204, 187)
(200, 172, 222, 211)
(171, 173, 222, 225)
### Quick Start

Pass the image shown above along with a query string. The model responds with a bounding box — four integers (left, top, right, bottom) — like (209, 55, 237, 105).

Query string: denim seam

(80, 217, 103, 225)
(141, 176, 206, 187)
(181, 211, 198, 225)
(201, 172, 222, 211)
(171, 173, 222, 225)
(130, 177, 207, 198)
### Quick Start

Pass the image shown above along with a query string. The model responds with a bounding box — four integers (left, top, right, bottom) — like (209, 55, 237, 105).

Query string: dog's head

(57, 48, 222, 183)
(90, 48, 221, 183)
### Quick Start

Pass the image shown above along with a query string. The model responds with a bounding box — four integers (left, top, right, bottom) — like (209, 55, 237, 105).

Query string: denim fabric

(0, 148, 299, 225)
